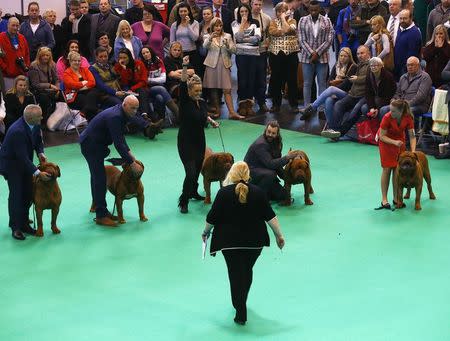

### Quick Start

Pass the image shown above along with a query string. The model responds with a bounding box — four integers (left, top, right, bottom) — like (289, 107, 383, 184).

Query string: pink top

(56, 56, 90, 82)
(131, 21, 170, 59)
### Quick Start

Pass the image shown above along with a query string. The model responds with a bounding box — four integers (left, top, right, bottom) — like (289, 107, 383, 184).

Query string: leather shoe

(95, 216, 118, 227)
(233, 317, 246, 325)
(107, 212, 119, 221)
(22, 225, 37, 235)
(12, 230, 26, 240)
(179, 203, 188, 214)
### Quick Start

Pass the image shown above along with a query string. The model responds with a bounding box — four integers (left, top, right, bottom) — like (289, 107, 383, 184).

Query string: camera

(0, 47, 4, 58)
(16, 57, 29, 72)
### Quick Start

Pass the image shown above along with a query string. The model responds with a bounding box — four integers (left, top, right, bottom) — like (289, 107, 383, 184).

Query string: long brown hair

(390, 99, 413, 118)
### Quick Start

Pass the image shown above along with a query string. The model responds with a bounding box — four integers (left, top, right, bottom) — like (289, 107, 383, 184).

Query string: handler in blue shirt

(80, 95, 142, 227)
(0, 104, 52, 240)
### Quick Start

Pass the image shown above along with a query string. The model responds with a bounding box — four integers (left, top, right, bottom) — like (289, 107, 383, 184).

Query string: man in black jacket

(61, 0, 91, 59)
(244, 120, 297, 202)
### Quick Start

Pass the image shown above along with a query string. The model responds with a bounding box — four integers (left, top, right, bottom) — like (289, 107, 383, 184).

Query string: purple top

(131, 21, 170, 59)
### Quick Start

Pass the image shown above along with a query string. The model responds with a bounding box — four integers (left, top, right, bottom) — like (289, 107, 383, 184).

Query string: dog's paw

(305, 198, 314, 205)
(204, 197, 211, 204)
(51, 226, 61, 234)
(403, 194, 410, 199)
(415, 203, 422, 210)
(119, 219, 126, 224)
(35, 230, 44, 237)
(430, 193, 436, 200)
(140, 215, 148, 222)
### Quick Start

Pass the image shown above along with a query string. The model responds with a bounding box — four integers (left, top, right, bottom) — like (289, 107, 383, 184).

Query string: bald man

(0, 17, 30, 82)
(0, 105, 51, 240)
(80, 96, 143, 227)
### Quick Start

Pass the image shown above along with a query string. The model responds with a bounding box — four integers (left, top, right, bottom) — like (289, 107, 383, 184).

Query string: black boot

(190, 183, 205, 200)
(178, 196, 189, 214)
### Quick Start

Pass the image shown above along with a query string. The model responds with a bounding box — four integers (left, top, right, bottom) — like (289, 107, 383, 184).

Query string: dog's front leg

(203, 177, 212, 204)
(414, 183, 423, 210)
(51, 207, 61, 234)
(116, 198, 126, 224)
(303, 181, 314, 205)
(137, 193, 148, 222)
(281, 182, 292, 206)
(396, 184, 405, 209)
(35, 206, 44, 237)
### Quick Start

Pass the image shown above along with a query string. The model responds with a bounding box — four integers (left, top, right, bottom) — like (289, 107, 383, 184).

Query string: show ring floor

(1, 121, 449, 340)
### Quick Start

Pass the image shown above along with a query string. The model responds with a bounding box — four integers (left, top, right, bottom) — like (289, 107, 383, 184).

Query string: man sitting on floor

(244, 120, 298, 203)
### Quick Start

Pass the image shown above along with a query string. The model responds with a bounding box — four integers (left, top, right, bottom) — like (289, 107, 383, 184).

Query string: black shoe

(234, 317, 246, 325)
(300, 104, 316, 121)
(257, 103, 269, 114)
(435, 153, 450, 159)
(190, 193, 205, 201)
(12, 230, 26, 240)
(392, 200, 406, 208)
(374, 202, 391, 210)
(179, 203, 188, 214)
(22, 225, 37, 235)
(107, 212, 119, 221)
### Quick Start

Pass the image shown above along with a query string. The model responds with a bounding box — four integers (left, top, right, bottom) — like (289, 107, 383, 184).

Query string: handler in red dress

(376, 99, 416, 210)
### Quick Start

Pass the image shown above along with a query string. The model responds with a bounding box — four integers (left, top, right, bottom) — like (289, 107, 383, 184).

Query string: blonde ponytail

(235, 181, 249, 204)
(223, 161, 250, 204)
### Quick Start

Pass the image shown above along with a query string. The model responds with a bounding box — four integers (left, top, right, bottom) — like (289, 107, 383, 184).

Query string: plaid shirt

(297, 14, 334, 64)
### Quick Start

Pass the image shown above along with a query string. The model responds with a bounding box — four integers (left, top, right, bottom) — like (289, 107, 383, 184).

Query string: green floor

(0, 121, 449, 341)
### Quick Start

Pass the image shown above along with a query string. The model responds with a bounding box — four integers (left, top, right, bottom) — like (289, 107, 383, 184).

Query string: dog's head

(38, 162, 61, 180)
(122, 160, 145, 180)
(203, 152, 234, 179)
(288, 158, 310, 182)
(238, 99, 255, 116)
(397, 151, 418, 176)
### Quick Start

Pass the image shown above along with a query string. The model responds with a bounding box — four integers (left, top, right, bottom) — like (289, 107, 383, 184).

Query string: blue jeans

(149, 85, 172, 114)
(330, 95, 364, 134)
(302, 62, 328, 106)
(311, 86, 347, 122)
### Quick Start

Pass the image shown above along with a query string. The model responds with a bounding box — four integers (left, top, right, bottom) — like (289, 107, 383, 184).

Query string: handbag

(356, 118, 380, 145)
(431, 89, 449, 136)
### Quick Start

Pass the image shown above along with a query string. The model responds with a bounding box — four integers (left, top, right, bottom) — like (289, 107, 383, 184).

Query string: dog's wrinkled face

(212, 153, 234, 176)
(123, 160, 145, 179)
(289, 159, 309, 181)
(398, 152, 417, 176)
(38, 162, 61, 179)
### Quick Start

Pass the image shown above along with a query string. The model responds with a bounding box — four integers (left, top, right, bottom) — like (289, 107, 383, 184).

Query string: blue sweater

(394, 25, 422, 72)
(19, 19, 55, 60)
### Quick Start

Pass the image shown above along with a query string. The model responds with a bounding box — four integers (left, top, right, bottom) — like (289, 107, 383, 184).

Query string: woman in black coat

(4, 75, 36, 132)
(177, 56, 218, 213)
(202, 161, 285, 325)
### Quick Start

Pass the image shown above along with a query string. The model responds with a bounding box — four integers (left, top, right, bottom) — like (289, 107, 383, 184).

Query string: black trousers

(269, 52, 298, 107)
(69, 89, 101, 121)
(5, 169, 32, 232)
(178, 140, 205, 203)
(222, 248, 262, 322)
(250, 168, 287, 201)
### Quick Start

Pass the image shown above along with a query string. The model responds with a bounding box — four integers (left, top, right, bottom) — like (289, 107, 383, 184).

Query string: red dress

(378, 112, 414, 168)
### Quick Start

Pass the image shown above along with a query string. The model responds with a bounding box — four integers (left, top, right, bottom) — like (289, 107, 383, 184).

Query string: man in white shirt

(386, 0, 401, 45)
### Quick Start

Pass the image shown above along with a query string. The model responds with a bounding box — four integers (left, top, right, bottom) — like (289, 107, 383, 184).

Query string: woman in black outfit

(202, 161, 285, 325)
(178, 56, 219, 213)
(4, 75, 36, 132)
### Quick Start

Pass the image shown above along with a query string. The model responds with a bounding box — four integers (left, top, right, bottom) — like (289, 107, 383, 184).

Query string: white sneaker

(321, 129, 341, 139)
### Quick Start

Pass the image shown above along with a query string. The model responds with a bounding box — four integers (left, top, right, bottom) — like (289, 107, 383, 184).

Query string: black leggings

(69, 88, 100, 121)
(222, 248, 262, 322)
(179, 156, 203, 203)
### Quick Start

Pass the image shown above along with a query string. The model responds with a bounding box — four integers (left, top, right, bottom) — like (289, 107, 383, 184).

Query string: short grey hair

(369, 57, 383, 66)
(23, 104, 42, 120)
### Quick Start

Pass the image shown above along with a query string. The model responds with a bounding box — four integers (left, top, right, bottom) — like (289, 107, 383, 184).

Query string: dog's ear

(413, 152, 419, 162)
(56, 166, 61, 177)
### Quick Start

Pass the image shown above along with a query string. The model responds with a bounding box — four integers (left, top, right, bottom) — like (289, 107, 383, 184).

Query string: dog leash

(217, 125, 226, 152)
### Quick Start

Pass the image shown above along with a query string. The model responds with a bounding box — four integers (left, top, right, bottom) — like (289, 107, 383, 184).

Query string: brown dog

(202, 147, 234, 204)
(237, 99, 256, 117)
(105, 160, 147, 223)
(282, 150, 314, 206)
(395, 151, 436, 210)
(32, 162, 62, 237)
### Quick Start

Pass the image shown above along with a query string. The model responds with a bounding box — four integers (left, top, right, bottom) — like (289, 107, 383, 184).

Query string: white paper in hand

(202, 240, 208, 259)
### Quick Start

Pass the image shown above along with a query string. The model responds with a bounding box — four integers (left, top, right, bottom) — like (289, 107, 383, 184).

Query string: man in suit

(61, 0, 91, 60)
(386, 0, 402, 46)
(89, 0, 121, 59)
(80, 95, 143, 227)
(0, 104, 51, 240)
(298, 0, 334, 109)
(212, 0, 234, 34)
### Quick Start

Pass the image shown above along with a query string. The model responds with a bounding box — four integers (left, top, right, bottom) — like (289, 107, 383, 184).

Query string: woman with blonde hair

(364, 15, 394, 71)
(28, 46, 61, 121)
(4, 75, 36, 131)
(422, 24, 450, 88)
(202, 161, 285, 325)
(203, 17, 242, 120)
(114, 20, 143, 61)
(376, 99, 415, 210)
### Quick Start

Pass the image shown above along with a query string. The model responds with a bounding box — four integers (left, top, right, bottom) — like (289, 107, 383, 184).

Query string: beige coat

(203, 33, 236, 69)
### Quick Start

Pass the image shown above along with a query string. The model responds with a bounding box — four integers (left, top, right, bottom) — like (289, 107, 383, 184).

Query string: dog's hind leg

(51, 207, 61, 234)
(303, 181, 314, 205)
(414, 183, 423, 210)
(137, 194, 148, 222)
(404, 186, 411, 199)
(423, 169, 436, 200)
(35, 207, 44, 237)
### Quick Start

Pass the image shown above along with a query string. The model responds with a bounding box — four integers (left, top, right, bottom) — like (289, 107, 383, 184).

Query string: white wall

(2, 0, 67, 24)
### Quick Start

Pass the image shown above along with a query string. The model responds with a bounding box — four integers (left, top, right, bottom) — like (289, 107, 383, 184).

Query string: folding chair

(59, 84, 84, 136)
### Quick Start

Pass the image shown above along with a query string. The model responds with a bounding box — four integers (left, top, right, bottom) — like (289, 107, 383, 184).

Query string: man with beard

(244, 120, 298, 202)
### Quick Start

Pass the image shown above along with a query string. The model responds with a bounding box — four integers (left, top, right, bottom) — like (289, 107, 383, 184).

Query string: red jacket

(62, 66, 96, 102)
(0, 32, 30, 78)
(113, 59, 147, 91)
